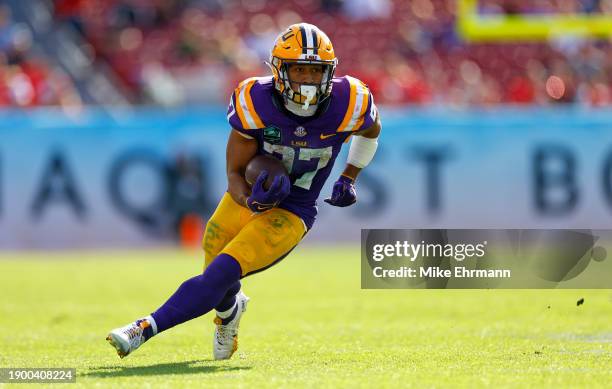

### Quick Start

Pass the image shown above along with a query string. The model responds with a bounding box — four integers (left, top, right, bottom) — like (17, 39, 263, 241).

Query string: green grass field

(1, 246, 611, 388)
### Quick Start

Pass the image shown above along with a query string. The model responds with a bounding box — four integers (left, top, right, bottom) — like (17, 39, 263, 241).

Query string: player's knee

(221, 240, 258, 275)
(204, 254, 243, 286)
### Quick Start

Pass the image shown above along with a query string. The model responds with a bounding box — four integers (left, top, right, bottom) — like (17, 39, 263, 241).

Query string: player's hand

(324, 175, 357, 207)
(246, 171, 291, 213)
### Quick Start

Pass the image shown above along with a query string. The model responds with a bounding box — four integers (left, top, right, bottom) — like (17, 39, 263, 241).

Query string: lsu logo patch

(263, 126, 281, 144)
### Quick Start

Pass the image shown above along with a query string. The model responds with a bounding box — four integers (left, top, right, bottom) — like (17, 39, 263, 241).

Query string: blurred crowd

(3, 0, 612, 107)
(0, 5, 81, 107)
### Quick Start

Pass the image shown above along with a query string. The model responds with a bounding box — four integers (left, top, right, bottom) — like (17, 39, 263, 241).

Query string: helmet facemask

(269, 57, 337, 111)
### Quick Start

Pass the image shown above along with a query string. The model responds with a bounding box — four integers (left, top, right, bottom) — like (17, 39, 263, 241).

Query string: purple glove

(246, 171, 291, 213)
(324, 175, 357, 207)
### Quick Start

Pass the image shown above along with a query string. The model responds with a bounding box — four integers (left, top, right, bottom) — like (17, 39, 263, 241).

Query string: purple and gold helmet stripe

(311, 29, 319, 55)
(299, 25, 308, 55)
(299, 24, 319, 57)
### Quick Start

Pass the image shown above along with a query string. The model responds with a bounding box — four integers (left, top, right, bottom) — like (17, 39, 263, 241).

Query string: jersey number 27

(263, 142, 333, 190)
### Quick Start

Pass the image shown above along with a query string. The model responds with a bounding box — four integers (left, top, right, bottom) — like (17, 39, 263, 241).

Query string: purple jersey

(227, 75, 377, 229)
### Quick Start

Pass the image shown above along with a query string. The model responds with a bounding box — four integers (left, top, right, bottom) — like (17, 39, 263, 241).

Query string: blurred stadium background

(1, 0, 611, 249)
(3, 0, 612, 108)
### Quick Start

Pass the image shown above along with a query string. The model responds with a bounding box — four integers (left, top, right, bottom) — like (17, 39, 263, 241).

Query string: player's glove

(246, 171, 291, 213)
(324, 175, 357, 207)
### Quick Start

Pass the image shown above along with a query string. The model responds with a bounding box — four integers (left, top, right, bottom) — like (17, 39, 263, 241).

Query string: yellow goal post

(457, 0, 612, 42)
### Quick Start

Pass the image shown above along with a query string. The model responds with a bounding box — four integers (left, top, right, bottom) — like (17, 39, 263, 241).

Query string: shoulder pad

(230, 77, 269, 130)
(337, 76, 372, 133)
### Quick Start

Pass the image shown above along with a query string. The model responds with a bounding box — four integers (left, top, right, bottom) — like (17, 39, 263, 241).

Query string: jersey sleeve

(227, 78, 265, 135)
(337, 76, 378, 133)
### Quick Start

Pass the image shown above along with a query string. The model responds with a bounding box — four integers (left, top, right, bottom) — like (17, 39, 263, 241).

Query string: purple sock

(215, 281, 241, 312)
(151, 253, 242, 333)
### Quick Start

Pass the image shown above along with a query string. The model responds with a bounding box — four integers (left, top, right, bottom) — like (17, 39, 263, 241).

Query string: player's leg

(202, 192, 252, 268)
(106, 200, 305, 359)
(201, 193, 252, 326)
(106, 193, 250, 359)
(106, 253, 242, 358)
(211, 207, 307, 359)
(150, 252, 243, 330)
(221, 208, 307, 277)
(152, 193, 252, 332)
(107, 207, 305, 359)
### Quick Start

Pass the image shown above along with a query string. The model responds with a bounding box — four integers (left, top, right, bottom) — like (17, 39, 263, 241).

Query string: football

(245, 154, 289, 190)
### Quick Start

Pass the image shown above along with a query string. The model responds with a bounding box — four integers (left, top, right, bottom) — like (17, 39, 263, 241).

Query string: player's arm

(324, 112, 381, 207)
(340, 113, 382, 181)
(226, 129, 258, 206)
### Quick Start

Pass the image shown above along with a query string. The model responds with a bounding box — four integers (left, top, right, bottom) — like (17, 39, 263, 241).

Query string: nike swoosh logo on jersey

(320, 133, 337, 139)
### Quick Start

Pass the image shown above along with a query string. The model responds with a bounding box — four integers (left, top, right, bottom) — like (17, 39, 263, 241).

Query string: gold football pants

(202, 192, 306, 276)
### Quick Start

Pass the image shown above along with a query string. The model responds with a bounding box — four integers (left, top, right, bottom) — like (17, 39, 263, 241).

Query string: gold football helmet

(269, 23, 338, 107)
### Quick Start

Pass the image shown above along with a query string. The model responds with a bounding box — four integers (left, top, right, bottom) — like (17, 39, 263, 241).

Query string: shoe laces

(123, 326, 141, 340)
(123, 321, 146, 346)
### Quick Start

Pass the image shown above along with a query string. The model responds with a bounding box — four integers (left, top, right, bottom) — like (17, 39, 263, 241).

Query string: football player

(106, 22, 381, 360)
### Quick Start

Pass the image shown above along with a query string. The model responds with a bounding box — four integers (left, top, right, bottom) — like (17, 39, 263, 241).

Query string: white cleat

(213, 291, 250, 360)
(106, 319, 152, 359)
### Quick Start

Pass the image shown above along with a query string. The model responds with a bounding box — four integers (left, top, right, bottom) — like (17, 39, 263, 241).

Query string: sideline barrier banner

(0, 107, 611, 248)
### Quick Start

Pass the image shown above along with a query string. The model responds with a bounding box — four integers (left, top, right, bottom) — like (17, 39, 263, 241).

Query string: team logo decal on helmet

(268, 23, 338, 108)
